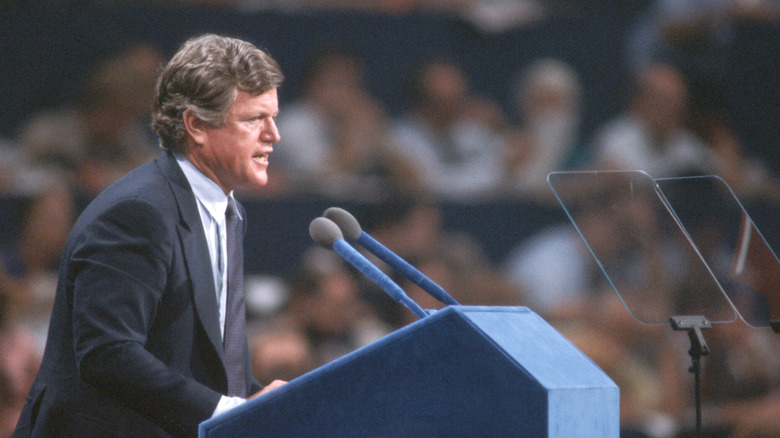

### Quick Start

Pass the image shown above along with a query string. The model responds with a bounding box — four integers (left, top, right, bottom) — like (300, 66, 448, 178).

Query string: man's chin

(236, 175, 269, 193)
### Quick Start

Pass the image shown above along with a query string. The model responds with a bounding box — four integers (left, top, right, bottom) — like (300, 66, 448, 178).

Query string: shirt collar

(174, 152, 241, 221)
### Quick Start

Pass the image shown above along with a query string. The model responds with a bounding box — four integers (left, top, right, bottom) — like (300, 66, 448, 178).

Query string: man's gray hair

(152, 34, 284, 152)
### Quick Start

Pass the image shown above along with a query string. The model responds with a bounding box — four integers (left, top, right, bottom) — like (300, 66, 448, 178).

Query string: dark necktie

(224, 197, 248, 397)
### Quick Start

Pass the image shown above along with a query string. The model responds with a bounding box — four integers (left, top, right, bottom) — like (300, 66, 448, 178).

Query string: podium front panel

(200, 306, 619, 437)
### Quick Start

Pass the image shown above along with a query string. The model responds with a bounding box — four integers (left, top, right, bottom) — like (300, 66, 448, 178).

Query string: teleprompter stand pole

(670, 316, 711, 438)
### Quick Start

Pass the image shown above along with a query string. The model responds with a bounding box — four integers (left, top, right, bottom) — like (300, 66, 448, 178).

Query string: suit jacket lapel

(157, 153, 226, 367)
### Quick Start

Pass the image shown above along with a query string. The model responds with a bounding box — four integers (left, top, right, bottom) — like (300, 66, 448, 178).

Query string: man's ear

(183, 108, 208, 146)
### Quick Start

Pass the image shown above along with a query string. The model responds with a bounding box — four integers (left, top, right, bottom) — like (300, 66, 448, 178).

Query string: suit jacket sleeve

(70, 196, 221, 435)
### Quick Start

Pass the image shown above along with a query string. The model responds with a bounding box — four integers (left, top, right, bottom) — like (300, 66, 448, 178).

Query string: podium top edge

(433, 305, 533, 316)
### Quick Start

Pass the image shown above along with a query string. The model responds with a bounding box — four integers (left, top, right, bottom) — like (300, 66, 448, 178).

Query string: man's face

(189, 88, 280, 193)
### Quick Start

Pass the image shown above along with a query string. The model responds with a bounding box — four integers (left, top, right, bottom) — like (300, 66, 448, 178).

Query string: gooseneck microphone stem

(323, 207, 459, 306)
(310, 215, 429, 320)
(356, 233, 459, 306)
(332, 239, 428, 320)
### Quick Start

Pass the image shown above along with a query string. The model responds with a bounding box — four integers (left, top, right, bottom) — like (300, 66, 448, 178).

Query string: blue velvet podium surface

(200, 306, 619, 437)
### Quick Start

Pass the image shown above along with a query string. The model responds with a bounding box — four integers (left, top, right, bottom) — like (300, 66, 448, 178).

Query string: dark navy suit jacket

(13, 152, 260, 437)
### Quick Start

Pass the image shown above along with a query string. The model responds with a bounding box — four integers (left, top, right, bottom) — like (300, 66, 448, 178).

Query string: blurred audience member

(361, 195, 518, 327)
(501, 194, 626, 321)
(0, 183, 75, 347)
(663, 322, 780, 438)
(0, 138, 22, 193)
(0, 368, 17, 438)
(249, 319, 315, 384)
(361, 196, 445, 264)
(395, 248, 517, 326)
(590, 62, 715, 178)
(625, 0, 779, 115)
(283, 247, 391, 367)
(450, 0, 546, 33)
(0, 325, 41, 437)
(274, 45, 422, 198)
(501, 58, 586, 199)
(728, 390, 780, 438)
(16, 43, 163, 197)
(692, 110, 780, 202)
(702, 323, 780, 409)
(502, 221, 600, 320)
(389, 58, 506, 200)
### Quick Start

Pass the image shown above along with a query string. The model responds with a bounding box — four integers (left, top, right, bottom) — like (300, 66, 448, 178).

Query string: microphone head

(323, 207, 362, 241)
(309, 217, 344, 249)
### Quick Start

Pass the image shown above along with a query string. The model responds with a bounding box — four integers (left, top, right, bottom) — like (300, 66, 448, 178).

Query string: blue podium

(200, 306, 619, 437)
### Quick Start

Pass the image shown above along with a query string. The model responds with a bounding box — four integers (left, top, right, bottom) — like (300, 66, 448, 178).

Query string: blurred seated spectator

(502, 221, 599, 319)
(0, 325, 41, 437)
(590, 62, 715, 178)
(0, 183, 75, 347)
(458, 0, 545, 33)
(273, 45, 422, 198)
(15, 43, 163, 198)
(501, 58, 587, 200)
(728, 391, 780, 438)
(0, 367, 17, 438)
(692, 110, 780, 203)
(395, 248, 518, 327)
(0, 137, 21, 193)
(625, 0, 780, 117)
(281, 247, 391, 367)
(249, 318, 315, 384)
(388, 58, 506, 200)
(360, 195, 519, 327)
(501, 200, 621, 321)
(627, 0, 780, 67)
(666, 322, 780, 438)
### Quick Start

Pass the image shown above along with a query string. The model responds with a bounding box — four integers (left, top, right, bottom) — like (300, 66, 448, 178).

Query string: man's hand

(248, 379, 286, 400)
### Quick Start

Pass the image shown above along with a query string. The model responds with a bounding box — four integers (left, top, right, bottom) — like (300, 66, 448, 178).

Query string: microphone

(309, 217, 429, 320)
(323, 207, 459, 306)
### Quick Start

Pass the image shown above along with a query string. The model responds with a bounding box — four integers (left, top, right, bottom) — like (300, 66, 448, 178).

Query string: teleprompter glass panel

(547, 170, 738, 326)
(655, 175, 779, 329)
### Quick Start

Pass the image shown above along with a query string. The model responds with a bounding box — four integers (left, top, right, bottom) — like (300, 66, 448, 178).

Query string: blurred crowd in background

(2, 1, 780, 437)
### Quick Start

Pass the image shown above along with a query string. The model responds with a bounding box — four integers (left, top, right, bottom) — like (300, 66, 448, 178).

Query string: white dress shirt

(174, 154, 246, 417)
